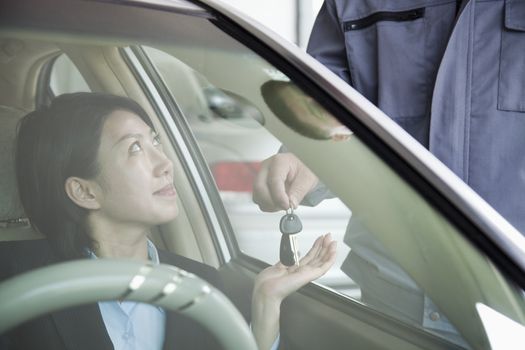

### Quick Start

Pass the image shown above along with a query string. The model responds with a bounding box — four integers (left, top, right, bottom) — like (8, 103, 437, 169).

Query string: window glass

(142, 42, 525, 349)
(49, 54, 90, 95)
(144, 46, 354, 292)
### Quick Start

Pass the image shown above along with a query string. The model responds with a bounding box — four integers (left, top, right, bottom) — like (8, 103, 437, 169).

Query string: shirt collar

(146, 239, 160, 264)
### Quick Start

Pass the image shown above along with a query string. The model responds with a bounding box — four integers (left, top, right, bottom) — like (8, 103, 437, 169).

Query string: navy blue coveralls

(306, 0, 525, 346)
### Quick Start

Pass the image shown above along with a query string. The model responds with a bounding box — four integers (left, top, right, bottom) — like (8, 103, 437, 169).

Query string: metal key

(279, 209, 302, 266)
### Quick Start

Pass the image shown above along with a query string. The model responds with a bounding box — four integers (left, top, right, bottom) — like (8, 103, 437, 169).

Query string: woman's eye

(129, 141, 142, 154)
(153, 133, 161, 147)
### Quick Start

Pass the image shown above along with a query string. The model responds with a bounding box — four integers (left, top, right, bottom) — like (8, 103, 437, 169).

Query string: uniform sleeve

(301, 181, 335, 207)
(307, 0, 352, 84)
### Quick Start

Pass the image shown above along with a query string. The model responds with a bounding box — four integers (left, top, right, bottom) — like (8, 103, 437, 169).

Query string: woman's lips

(154, 184, 177, 196)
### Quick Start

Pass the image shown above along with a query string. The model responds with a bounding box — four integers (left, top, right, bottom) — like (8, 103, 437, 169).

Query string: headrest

(0, 105, 26, 222)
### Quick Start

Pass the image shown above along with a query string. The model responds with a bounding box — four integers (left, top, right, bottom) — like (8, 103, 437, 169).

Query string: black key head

(279, 213, 302, 235)
(280, 234, 297, 266)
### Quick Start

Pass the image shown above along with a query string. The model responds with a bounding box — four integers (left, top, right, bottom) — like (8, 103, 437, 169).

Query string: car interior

(1, 1, 525, 349)
(0, 38, 219, 264)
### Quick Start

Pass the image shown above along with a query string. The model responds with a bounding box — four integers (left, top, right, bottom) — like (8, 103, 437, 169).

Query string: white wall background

(219, 0, 324, 48)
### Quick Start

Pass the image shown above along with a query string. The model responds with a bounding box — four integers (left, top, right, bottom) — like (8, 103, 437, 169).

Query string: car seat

(0, 104, 43, 241)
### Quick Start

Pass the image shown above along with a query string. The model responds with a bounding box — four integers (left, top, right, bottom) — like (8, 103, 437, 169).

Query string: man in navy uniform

(254, 0, 525, 347)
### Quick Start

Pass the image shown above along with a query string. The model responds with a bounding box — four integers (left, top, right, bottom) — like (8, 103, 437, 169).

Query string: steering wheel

(0, 259, 258, 350)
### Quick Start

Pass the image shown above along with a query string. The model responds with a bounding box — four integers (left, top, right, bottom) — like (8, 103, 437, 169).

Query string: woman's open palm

(254, 233, 337, 302)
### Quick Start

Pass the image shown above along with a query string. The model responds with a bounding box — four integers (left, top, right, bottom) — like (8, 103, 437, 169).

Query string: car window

(137, 40, 525, 349)
(49, 53, 90, 95)
(142, 45, 354, 289)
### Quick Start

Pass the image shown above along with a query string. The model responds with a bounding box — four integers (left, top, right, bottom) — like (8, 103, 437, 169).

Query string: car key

(279, 208, 302, 266)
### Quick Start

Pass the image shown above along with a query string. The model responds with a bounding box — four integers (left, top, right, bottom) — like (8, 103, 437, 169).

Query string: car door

(2, 0, 525, 349)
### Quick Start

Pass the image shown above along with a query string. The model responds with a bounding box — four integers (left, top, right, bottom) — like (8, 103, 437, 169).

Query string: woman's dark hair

(15, 92, 153, 260)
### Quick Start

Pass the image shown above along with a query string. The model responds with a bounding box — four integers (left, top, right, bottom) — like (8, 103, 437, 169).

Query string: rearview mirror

(261, 80, 351, 140)
(203, 87, 265, 125)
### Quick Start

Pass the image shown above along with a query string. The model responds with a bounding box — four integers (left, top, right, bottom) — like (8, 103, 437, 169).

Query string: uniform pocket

(343, 8, 430, 120)
(497, 0, 525, 112)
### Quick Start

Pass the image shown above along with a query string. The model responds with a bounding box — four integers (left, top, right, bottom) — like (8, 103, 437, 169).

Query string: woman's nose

(152, 148, 173, 177)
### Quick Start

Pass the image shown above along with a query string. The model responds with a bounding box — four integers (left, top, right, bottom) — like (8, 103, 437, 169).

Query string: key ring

(286, 201, 294, 215)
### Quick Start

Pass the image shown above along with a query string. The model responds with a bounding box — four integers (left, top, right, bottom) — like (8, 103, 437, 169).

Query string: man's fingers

(253, 159, 280, 212)
(286, 165, 318, 209)
(253, 153, 316, 212)
(267, 155, 293, 210)
(253, 188, 279, 212)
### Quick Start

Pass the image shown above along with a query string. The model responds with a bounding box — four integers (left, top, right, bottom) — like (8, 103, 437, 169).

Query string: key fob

(279, 213, 302, 266)
(280, 234, 297, 266)
(279, 213, 302, 235)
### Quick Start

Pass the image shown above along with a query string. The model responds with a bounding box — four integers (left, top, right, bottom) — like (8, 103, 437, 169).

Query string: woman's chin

(155, 205, 179, 225)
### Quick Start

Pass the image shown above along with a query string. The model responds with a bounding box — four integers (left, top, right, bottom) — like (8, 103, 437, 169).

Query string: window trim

(92, 0, 214, 18)
(35, 55, 59, 109)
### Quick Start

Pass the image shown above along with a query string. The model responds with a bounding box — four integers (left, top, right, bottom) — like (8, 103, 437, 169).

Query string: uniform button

(429, 312, 440, 321)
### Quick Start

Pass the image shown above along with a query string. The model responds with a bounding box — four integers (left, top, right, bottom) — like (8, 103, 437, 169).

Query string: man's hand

(253, 153, 318, 212)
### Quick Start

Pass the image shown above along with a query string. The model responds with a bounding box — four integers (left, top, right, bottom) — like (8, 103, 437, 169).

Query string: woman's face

(91, 110, 178, 228)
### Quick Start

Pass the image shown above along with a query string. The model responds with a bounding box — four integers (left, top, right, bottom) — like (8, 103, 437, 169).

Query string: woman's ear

(64, 177, 101, 210)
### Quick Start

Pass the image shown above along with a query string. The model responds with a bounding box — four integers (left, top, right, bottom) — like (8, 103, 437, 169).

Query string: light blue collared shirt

(89, 240, 280, 350)
(89, 240, 166, 350)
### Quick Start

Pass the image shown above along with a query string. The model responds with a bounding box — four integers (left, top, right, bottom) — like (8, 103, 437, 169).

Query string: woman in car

(0, 92, 336, 350)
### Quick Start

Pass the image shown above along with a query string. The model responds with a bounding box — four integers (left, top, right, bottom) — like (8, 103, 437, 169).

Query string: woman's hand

(251, 233, 337, 350)
(255, 233, 337, 302)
